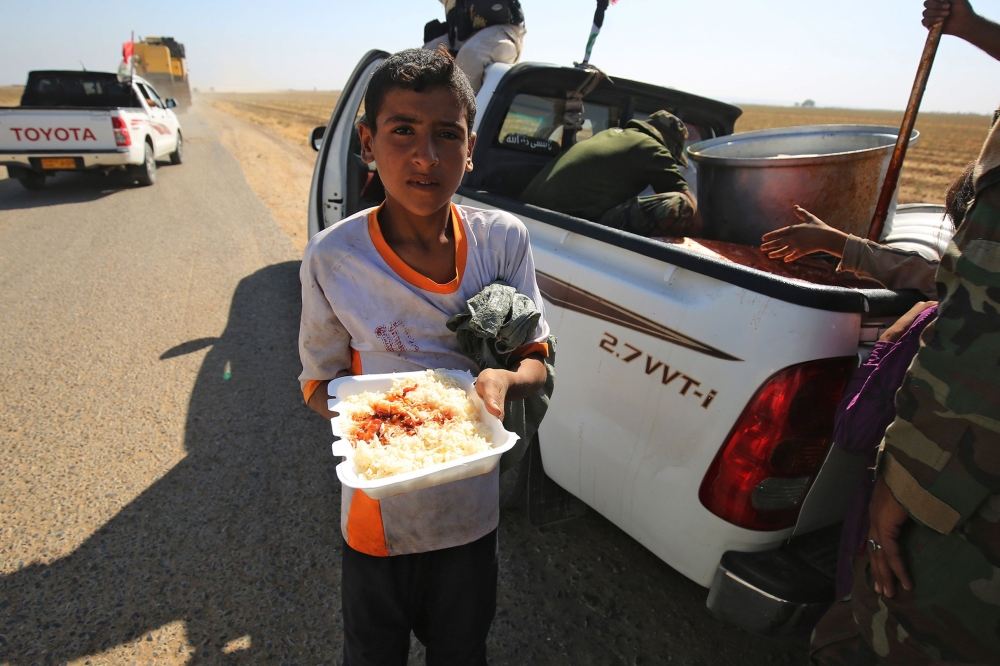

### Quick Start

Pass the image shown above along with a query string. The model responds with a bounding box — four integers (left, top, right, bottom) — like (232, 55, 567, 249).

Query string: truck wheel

(132, 141, 157, 186)
(169, 132, 183, 165)
(8, 166, 46, 191)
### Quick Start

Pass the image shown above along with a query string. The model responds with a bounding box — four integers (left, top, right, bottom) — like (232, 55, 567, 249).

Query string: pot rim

(686, 124, 919, 168)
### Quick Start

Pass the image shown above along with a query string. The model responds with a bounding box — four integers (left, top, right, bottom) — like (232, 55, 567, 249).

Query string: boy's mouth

(407, 176, 440, 191)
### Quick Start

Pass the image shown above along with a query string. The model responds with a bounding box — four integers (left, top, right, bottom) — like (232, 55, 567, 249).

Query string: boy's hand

(759, 205, 849, 262)
(475, 355, 547, 421)
(476, 369, 511, 420)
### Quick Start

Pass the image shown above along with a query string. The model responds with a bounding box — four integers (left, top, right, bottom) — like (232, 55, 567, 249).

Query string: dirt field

(203, 91, 341, 151)
(0, 85, 23, 106)
(736, 105, 989, 204)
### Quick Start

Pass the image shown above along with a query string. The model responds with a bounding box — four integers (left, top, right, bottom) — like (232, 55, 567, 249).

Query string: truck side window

(145, 85, 166, 109)
(137, 83, 162, 109)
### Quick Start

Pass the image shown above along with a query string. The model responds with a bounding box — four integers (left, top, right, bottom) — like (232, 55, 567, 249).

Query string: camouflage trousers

(810, 519, 1000, 666)
(597, 191, 699, 237)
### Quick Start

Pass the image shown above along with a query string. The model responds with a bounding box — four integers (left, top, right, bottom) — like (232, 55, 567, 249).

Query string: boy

(298, 47, 549, 665)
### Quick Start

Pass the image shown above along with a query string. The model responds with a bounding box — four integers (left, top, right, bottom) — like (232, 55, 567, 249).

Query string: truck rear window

(20, 72, 139, 108)
(497, 93, 621, 155)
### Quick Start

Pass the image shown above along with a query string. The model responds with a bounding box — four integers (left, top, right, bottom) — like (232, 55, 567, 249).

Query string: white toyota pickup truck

(307, 51, 952, 636)
(0, 70, 183, 190)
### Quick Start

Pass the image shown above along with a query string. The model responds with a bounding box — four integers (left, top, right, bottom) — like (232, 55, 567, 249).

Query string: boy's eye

(391, 126, 414, 135)
(439, 131, 460, 140)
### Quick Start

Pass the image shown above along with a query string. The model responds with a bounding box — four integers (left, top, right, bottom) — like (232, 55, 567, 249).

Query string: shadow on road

(0, 261, 343, 664)
(0, 170, 136, 210)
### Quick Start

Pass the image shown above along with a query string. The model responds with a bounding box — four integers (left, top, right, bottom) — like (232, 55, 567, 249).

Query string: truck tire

(132, 141, 157, 186)
(8, 166, 46, 191)
(169, 132, 183, 165)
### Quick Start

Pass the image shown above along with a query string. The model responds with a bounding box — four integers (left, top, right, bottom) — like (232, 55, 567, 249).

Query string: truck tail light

(111, 117, 131, 146)
(699, 357, 855, 531)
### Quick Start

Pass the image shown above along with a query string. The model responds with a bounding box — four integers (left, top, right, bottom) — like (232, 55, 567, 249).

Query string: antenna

(79, 61, 87, 71)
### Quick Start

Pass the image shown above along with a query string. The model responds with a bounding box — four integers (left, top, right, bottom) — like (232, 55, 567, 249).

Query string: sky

(2, 0, 998, 114)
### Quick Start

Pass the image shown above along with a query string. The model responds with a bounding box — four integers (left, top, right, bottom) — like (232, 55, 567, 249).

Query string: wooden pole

(867, 21, 944, 242)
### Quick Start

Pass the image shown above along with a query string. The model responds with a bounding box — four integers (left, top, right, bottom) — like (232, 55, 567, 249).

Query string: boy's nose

(411, 135, 439, 166)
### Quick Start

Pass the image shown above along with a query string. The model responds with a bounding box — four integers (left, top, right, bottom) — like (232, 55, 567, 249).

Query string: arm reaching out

(760, 206, 849, 262)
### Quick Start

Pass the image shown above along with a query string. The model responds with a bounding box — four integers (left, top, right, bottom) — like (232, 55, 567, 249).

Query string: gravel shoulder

(199, 101, 316, 254)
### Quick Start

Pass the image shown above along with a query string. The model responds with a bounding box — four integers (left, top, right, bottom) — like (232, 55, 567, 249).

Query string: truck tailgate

(0, 109, 118, 152)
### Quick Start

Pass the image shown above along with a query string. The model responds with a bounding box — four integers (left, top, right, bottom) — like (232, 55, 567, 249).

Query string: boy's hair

(363, 46, 477, 135)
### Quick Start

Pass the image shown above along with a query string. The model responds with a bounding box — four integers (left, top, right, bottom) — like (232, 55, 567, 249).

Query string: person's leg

(456, 24, 525, 92)
(809, 598, 878, 666)
(412, 529, 498, 666)
(598, 192, 698, 237)
(341, 541, 412, 666)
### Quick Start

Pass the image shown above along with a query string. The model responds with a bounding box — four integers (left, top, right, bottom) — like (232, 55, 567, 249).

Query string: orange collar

(367, 203, 467, 294)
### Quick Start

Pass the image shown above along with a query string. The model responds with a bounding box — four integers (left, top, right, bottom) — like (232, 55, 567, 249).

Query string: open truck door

(308, 50, 388, 239)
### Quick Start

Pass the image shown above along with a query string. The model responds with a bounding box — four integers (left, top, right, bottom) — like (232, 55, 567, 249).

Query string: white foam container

(328, 369, 519, 500)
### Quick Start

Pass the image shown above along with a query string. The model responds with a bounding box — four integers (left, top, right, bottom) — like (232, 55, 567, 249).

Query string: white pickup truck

(307, 51, 952, 636)
(0, 70, 183, 190)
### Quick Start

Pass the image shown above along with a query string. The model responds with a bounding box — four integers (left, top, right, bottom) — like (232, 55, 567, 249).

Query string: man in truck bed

(519, 110, 699, 237)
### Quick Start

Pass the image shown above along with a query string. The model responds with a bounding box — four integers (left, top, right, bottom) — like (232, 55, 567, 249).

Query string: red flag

(122, 41, 134, 64)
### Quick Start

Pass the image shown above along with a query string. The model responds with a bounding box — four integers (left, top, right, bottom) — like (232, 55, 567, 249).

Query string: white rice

(339, 370, 493, 480)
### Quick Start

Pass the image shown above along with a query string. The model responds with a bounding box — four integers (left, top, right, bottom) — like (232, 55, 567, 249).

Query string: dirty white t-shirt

(298, 203, 549, 556)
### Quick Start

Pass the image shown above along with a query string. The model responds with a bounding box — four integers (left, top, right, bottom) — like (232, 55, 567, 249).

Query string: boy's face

(359, 85, 476, 219)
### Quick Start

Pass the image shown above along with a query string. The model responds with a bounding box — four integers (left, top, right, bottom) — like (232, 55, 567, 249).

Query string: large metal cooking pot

(686, 125, 919, 246)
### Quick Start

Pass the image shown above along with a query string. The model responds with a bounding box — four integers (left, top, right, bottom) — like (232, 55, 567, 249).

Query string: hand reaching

(759, 206, 849, 263)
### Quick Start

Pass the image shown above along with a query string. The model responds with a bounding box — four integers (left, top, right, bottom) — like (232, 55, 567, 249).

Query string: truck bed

(460, 186, 926, 316)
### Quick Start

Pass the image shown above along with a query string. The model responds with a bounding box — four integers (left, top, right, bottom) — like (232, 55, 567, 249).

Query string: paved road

(0, 110, 808, 665)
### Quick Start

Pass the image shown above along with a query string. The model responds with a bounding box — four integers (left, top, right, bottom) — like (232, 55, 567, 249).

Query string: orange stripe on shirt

(302, 379, 323, 404)
(346, 489, 388, 556)
(511, 341, 549, 361)
(368, 203, 467, 294)
(302, 349, 363, 403)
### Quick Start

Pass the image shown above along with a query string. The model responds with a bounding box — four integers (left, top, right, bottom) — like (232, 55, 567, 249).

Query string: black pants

(342, 529, 498, 666)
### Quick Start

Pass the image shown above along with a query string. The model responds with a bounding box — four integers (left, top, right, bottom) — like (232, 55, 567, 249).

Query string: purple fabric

(832, 305, 937, 598)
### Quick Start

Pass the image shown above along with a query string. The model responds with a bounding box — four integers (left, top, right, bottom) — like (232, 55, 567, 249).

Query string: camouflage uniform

(811, 120, 1000, 665)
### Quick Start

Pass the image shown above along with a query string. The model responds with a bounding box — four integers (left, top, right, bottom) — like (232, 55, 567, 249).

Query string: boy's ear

(358, 121, 375, 164)
(466, 131, 476, 173)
